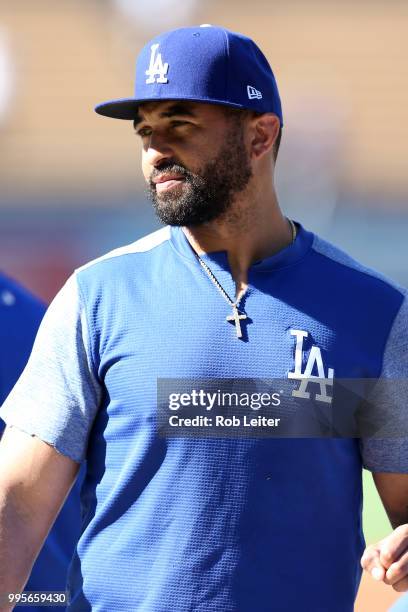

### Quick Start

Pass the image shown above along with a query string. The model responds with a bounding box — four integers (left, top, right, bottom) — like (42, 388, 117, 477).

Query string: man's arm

(359, 292, 408, 591)
(0, 426, 79, 610)
(361, 472, 408, 592)
(373, 472, 408, 529)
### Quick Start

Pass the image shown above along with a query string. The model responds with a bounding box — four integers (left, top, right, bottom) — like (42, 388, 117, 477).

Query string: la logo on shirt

(288, 329, 334, 404)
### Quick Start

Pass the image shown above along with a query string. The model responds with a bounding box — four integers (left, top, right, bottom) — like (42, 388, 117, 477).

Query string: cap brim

(95, 98, 140, 119)
(95, 96, 248, 120)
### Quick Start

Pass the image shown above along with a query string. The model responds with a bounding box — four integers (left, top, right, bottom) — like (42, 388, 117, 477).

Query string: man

(0, 273, 82, 610)
(0, 25, 407, 612)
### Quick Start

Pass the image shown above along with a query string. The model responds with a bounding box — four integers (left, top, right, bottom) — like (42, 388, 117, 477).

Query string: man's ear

(249, 113, 280, 160)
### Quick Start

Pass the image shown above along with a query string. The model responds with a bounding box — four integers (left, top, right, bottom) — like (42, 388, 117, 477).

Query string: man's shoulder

(310, 232, 407, 301)
(76, 226, 171, 276)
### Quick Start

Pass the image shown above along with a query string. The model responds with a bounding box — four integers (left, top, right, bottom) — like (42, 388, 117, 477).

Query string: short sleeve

(0, 273, 102, 462)
(359, 292, 408, 472)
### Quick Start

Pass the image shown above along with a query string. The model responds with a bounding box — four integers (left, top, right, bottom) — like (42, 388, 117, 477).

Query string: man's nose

(145, 134, 174, 168)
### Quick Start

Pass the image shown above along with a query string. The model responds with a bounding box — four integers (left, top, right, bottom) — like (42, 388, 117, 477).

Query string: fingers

(361, 526, 408, 592)
(380, 525, 408, 570)
(361, 544, 386, 581)
(390, 574, 408, 593)
(384, 550, 408, 588)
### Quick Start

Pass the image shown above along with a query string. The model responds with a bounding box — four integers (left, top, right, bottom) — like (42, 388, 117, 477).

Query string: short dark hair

(223, 107, 282, 162)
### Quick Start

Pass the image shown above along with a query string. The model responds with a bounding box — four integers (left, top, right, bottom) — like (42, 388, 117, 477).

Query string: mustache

(149, 162, 191, 185)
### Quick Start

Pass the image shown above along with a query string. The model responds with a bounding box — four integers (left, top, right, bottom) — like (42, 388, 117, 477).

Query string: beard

(146, 122, 253, 226)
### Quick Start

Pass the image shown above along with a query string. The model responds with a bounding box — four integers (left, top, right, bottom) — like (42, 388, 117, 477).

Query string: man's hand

(361, 525, 408, 592)
(0, 425, 80, 610)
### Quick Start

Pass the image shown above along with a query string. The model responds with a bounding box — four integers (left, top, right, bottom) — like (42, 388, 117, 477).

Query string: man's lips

(153, 174, 185, 193)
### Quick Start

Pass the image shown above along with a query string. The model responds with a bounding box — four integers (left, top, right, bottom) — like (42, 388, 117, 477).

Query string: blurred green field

(363, 469, 391, 544)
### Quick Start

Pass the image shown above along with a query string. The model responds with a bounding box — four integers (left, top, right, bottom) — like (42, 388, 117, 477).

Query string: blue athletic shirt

(0, 273, 82, 610)
(1, 223, 407, 612)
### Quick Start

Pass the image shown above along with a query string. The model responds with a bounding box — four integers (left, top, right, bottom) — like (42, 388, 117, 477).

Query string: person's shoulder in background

(0, 272, 83, 608)
(0, 272, 46, 403)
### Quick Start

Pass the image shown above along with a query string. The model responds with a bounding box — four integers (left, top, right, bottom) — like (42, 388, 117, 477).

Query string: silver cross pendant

(226, 306, 247, 339)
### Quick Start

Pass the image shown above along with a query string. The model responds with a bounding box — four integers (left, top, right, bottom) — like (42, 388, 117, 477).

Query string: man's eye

(136, 128, 152, 138)
(135, 121, 189, 137)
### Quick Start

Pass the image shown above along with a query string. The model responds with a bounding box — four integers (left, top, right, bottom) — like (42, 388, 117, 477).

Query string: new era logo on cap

(247, 85, 262, 100)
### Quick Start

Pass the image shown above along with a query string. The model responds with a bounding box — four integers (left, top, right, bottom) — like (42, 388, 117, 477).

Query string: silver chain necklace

(194, 218, 297, 339)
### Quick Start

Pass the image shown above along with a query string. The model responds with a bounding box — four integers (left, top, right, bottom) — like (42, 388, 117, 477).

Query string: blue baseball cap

(95, 25, 283, 126)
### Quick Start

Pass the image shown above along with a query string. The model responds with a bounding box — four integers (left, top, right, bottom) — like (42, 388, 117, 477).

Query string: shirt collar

(169, 221, 314, 272)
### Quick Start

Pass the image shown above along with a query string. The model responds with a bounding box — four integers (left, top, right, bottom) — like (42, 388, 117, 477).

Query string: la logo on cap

(145, 44, 169, 84)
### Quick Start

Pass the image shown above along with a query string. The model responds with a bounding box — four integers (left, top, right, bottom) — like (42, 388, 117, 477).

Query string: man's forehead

(134, 100, 222, 125)
(135, 100, 194, 119)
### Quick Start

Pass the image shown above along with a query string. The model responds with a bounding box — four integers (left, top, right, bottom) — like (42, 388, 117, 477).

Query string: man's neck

(182, 192, 293, 298)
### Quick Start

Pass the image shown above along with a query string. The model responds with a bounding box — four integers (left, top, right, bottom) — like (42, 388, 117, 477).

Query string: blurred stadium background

(0, 1, 407, 609)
